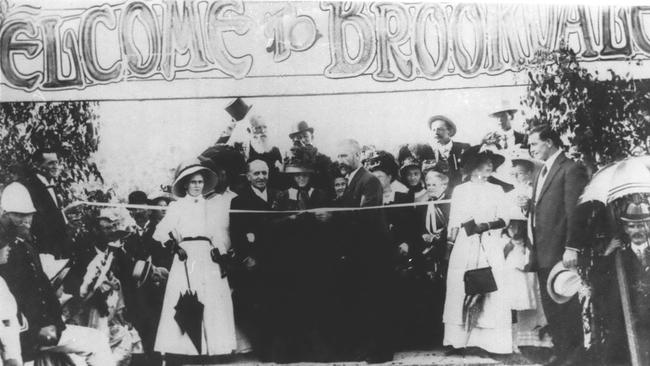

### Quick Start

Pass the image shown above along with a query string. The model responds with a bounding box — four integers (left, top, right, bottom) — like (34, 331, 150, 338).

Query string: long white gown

(442, 180, 513, 354)
(153, 193, 237, 355)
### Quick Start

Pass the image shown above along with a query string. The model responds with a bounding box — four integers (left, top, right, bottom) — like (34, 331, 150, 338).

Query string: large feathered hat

(284, 146, 318, 173)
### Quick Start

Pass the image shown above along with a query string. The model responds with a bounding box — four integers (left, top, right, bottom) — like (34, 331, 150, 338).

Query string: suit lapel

(537, 153, 567, 203)
(344, 167, 364, 199)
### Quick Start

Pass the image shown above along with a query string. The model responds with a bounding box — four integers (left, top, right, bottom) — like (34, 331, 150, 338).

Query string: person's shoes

(444, 347, 464, 356)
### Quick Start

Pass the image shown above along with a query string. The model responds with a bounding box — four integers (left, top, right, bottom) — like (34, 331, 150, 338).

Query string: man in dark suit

(230, 159, 282, 359)
(20, 150, 69, 258)
(527, 125, 588, 366)
(335, 139, 393, 363)
(424, 115, 470, 189)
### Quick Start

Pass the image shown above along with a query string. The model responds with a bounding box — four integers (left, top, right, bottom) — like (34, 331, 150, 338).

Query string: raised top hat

(289, 121, 314, 138)
(621, 200, 650, 222)
(225, 97, 252, 122)
(489, 100, 519, 118)
(427, 115, 457, 137)
(547, 261, 582, 304)
(172, 160, 218, 198)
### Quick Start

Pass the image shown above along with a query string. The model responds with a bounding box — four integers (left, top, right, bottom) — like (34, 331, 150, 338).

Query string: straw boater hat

(489, 100, 519, 118)
(172, 160, 218, 198)
(427, 115, 457, 137)
(132, 259, 153, 288)
(546, 261, 583, 304)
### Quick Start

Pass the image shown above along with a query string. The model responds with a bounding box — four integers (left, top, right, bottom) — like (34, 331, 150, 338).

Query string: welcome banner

(1, 1, 650, 101)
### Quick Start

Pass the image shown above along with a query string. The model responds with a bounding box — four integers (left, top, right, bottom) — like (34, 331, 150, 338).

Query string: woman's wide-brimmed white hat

(172, 160, 218, 198)
(547, 261, 583, 304)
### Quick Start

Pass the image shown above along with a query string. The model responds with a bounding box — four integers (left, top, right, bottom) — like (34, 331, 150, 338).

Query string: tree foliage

(522, 45, 650, 168)
(0, 101, 102, 203)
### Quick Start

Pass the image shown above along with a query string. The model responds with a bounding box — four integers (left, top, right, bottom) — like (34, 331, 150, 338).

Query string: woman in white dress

(443, 150, 513, 354)
(503, 154, 552, 349)
(153, 162, 237, 357)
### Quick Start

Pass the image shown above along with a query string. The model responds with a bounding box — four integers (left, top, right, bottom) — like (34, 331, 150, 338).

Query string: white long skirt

(154, 240, 236, 355)
(443, 230, 513, 354)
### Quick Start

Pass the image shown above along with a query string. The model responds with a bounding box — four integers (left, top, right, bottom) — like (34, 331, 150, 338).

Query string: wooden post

(615, 250, 643, 366)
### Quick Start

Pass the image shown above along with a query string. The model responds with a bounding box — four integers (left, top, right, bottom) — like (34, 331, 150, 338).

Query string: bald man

(230, 160, 282, 359)
(334, 139, 394, 363)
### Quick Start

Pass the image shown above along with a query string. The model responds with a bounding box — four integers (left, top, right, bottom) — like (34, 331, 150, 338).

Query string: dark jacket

(530, 153, 588, 269)
(20, 173, 69, 257)
(0, 233, 65, 358)
(230, 185, 282, 264)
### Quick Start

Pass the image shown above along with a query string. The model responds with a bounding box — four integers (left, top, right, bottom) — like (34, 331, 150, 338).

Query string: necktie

(297, 188, 309, 210)
(540, 165, 548, 179)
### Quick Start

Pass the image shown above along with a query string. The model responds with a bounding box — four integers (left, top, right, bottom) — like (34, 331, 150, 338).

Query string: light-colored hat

(547, 261, 582, 304)
(620, 200, 650, 223)
(40, 253, 70, 289)
(427, 115, 457, 137)
(172, 161, 218, 198)
(1, 182, 36, 214)
(148, 188, 172, 204)
(132, 260, 152, 288)
(489, 100, 519, 118)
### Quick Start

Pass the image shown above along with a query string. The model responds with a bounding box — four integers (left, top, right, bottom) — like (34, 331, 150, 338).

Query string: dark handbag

(463, 236, 498, 295)
(463, 266, 497, 295)
(462, 219, 478, 236)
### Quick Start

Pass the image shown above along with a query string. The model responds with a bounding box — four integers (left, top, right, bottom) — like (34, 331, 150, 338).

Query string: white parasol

(578, 155, 650, 204)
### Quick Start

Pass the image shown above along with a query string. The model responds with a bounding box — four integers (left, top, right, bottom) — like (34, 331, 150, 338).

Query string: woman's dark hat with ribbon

(284, 146, 318, 174)
(366, 150, 399, 178)
(225, 97, 252, 122)
(461, 145, 506, 173)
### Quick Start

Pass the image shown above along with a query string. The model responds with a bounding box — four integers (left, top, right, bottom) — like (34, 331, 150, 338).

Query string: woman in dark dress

(266, 146, 332, 362)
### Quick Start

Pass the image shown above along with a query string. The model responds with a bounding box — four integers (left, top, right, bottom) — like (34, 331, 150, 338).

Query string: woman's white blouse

(153, 192, 236, 252)
(448, 181, 508, 229)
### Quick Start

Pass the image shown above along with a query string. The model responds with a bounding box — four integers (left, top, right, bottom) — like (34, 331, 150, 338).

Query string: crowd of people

(0, 97, 648, 366)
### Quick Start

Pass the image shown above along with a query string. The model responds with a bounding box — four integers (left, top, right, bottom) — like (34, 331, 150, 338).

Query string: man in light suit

(335, 139, 393, 363)
(527, 125, 588, 366)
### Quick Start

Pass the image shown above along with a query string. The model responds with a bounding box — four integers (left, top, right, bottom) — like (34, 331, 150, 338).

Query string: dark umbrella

(174, 262, 204, 354)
